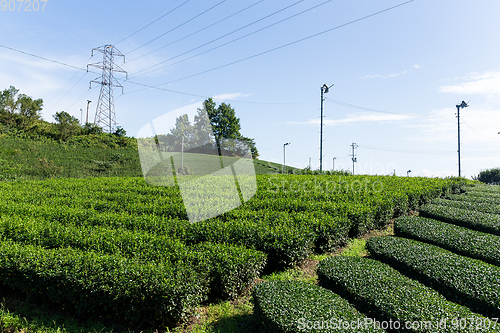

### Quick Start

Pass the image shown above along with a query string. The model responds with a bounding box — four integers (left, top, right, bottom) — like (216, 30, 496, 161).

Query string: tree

(0, 86, 43, 129)
(82, 122, 104, 135)
(114, 126, 127, 137)
(201, 98, 259, 158)
(477, 168, 500, 184)
(53, 111, 81, 141)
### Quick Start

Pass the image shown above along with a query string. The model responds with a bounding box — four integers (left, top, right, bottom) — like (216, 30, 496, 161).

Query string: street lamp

(332, 156, 336, 172)
(407, 170, 411, 177)
(283, 142, 290, 174)
(456, 100, 469, 177)
(320, 83, 334, 171)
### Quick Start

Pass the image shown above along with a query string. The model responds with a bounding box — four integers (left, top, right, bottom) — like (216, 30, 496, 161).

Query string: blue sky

(1, 0, 500, 178)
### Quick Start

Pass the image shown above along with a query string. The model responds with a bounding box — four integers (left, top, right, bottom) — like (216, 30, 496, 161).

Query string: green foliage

(0, 86, 43, 129)
(477, 168, 500, 184)
(419, 203, 500, 236)
(252, 280, 383, 333)
(395, 215, 500, 267)
(431, 197, 500, 215)
(0, 239, 208, 328)
(317, 256, 495, 333)
(366, 236, 500, 318)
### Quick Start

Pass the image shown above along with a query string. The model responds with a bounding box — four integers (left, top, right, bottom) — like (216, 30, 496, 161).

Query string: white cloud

(212, 93, 252, 101)
(413, 64, 422, 69)
(288, 112, 413, 126)
(439, 70, 500, 98)
(404, 106, 500, 144)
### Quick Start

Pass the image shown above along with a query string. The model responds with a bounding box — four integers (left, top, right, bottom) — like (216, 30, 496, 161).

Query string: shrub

(394, 216, 500, 267)
(366, 236, 500, 318)
(431, 198, 500, 215)
(317, 256, 495, 333)
(0, 215, 265, 300)
(445, 193, 499, 206)
(419, 204, 500, 236)
(477, 168, 500, 184)
(0, 240, 208, 327)
(252, 280, 383, 332)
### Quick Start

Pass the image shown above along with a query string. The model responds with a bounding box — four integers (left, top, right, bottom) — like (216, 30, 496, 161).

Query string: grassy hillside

(0, 136, 299, 181)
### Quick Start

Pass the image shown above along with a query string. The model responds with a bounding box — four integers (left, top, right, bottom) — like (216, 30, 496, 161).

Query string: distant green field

(0, 136, 296, 181)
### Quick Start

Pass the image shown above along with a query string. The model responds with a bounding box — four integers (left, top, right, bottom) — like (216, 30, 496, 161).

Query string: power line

(127, 0, 265, 63)
(128, 0, 306, 76)
(358, 144, 455, 156)
(116, 0, 191, 47)
(153, 0, 415, 86)
(130, 0, 334, 79)
(44, 56, 92, 108)
(114, 0, 189, 45)
(126, 0, 226, 55)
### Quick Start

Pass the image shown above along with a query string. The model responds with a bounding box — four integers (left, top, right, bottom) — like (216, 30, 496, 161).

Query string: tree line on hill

(0, 86, 129, 145)
(158, 98, 259, 159)
(0, 87, 258, 158)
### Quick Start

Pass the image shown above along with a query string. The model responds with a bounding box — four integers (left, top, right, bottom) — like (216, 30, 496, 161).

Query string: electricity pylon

(87, 45, 127, 133)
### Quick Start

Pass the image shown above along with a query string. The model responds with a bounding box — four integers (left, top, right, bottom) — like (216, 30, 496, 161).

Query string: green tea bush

(445, 193, 499, 206)
(431, 198, 500, 215)
(252, 280, 383, 332)
(367, 236, 500, 318)
(317, 256, 495, 333)
(395, 216, 500, 267)
(0, 215, 265, 300)
(419, 204, 500, 236)
(0, 240, 208, 327)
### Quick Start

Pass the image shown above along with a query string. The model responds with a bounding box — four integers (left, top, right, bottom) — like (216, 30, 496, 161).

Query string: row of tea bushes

(366, 236, 500, 318)
(0, 214, 266, 300)
(0, 239, 206, 327)
(431, 198, 500, 215)
(317, 256, 495, 333)
(419, 204, 500, 236)
(394, 216, 500, 267)
(252, 280, 384, 333)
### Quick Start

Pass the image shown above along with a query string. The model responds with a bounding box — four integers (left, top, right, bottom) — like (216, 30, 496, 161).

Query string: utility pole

(283, 142, 290, 174)
(80, 109, 83, 124)
(309, 157, 311, 170)
(319, 83, 333, 171)
(86, 100, 91, 124)
(332, 156, 336, 171)
(351, 143, 358, 175)
(456, 100, 469, 177)
(87, 45, 127, 133)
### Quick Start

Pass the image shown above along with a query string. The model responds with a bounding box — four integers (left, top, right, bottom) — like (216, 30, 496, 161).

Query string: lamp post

(86, 100, 91, 124)
(320, 83, 334, 171)
(456, 100, 469, 177)
(407, 170, 411, 177)
(283, 142, 290, 174)
(332, 156, 336, 172)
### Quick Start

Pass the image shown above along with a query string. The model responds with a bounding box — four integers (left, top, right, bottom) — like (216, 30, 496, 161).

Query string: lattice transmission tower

(87, 45, 127, 133)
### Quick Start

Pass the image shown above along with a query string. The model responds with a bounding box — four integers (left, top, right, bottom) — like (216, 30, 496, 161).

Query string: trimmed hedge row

(394, 216, 500, 267)
(366, 236, 500, 318)
(0, 239, 207, 327)
(317, 256, 495, 333)
(252, 280, 383, 333)
(431, 198, 500, 215)
(446, 193, 500, 206)
(419, 204, 500, 236)
(0, 214, 266, 300)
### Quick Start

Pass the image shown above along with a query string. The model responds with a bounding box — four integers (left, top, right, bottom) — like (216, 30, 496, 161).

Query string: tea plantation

(254, 183, 500, 332)
(0, 169, 478, 332)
